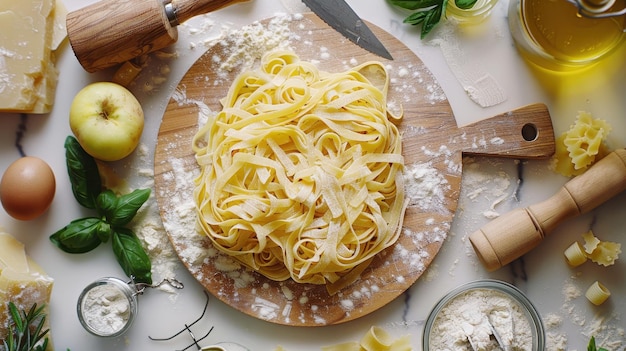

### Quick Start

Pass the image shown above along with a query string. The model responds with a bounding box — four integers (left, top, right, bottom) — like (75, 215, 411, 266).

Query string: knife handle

(469, 148, 626, 271)
(67, 0, 248, 73)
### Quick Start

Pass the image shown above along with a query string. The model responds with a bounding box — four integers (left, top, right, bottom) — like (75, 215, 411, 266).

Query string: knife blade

(301, 0, 393, 60)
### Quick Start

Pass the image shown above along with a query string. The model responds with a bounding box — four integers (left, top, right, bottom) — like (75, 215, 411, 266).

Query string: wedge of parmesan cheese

(0, 0, 67, 114)
(0, 232, 54, 350)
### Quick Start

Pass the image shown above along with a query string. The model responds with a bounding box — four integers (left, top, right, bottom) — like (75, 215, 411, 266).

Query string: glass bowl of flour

(423, 279, 545, 351)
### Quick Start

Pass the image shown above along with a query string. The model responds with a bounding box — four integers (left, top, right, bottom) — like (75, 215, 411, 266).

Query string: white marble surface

(0, 0, 625, 350)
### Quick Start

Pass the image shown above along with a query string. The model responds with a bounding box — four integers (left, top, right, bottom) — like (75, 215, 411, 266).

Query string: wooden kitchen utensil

(470, 148, 626, 271)
(153, 13, 555, 326)
(66, 0, 247, 72)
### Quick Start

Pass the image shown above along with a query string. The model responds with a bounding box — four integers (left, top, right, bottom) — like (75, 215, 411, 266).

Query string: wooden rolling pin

(470, 148, 626, 271)
(66, 0, 248, 72)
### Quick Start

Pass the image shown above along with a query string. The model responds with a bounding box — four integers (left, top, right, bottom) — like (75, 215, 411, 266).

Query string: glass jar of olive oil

(509, 0, 626, 70)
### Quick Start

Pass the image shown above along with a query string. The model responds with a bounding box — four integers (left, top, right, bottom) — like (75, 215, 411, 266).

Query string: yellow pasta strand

(193, 50, 405, 292)
(320, 326, 412, 351)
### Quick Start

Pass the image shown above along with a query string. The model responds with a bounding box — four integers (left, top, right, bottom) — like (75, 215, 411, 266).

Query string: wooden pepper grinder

(470, 148, 626, 271)
(66, 0, 248, 73)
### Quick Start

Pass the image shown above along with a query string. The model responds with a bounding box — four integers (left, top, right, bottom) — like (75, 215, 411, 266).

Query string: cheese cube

(0, 0, 67, 114)
(0, 232, 54, 350)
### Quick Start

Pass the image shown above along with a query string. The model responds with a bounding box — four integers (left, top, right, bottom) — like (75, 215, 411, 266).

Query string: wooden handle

(67, 0, 247, 72)
(172, 0, 249, 24)
(67, 0, 177, 72)
(470, 148, 626, 271)
(460, 103, 555, 159)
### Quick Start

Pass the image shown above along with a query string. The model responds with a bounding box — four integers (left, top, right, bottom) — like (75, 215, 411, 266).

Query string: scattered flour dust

(213, 14, 301, 73)
(425, 20, 506, 108)
(548, 275, 625, 350)
(403, 162, 449, 211)
(100, 143, 182, 299)
(460, 157, 513, 219)
(532, 275, 625, 351)
(543, 313, 568, 351)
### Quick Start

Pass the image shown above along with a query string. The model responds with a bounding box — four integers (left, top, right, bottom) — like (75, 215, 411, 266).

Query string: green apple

(69, 82, 144, 162)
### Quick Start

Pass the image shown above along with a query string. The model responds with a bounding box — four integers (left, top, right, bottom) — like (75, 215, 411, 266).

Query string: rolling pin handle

(67, 0, 248, 72)
(470, 149, 626, 271)
(470, 208, 545, 271)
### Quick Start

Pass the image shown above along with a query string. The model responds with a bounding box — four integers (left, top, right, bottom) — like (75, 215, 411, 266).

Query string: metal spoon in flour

(488, 308, 514, 351)
(489, 321, 508, 351)
(461, 322, 480, 351)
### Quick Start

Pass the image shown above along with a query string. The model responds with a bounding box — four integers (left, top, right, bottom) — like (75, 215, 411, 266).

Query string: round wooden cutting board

(154, 13, 554, 327)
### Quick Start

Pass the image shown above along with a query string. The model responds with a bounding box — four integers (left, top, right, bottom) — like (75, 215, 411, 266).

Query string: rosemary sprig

(3, 302, 49, 351)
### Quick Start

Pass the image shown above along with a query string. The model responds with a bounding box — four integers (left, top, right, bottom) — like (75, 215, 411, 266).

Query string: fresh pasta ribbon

(192, 50, 405, 292)
(321, 326, 412, 351)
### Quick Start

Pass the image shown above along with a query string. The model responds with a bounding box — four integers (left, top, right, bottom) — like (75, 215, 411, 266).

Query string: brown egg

(0, 156, 56, 221)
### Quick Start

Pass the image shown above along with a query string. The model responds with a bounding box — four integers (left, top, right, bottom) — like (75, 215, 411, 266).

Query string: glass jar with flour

(77, 277, 138, 337)
(423, 279, 545, 351)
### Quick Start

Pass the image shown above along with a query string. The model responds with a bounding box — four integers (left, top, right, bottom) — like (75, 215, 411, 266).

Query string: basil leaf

(388, 0, 441, 10)
(394, 0, 446, 38)
(112, 227, 152, 284)
(403, 10, 430, 25)
(107, 188, 151, 227)
(96, 189, 119, 219)
(50, 217, 103, 253)
(96, 220, 112, 243)
(389, 0, 452, 38)
(64, 136, 102, 209)
(588, 336, 609, 351)
(421, 2, 446, 38)
(455, 0, 477, 9)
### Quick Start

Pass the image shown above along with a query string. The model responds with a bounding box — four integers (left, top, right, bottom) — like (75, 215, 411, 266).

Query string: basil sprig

(50, 136, 153, 284)
(588, 336, 609, 351)
(388, 0, 478, 38)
